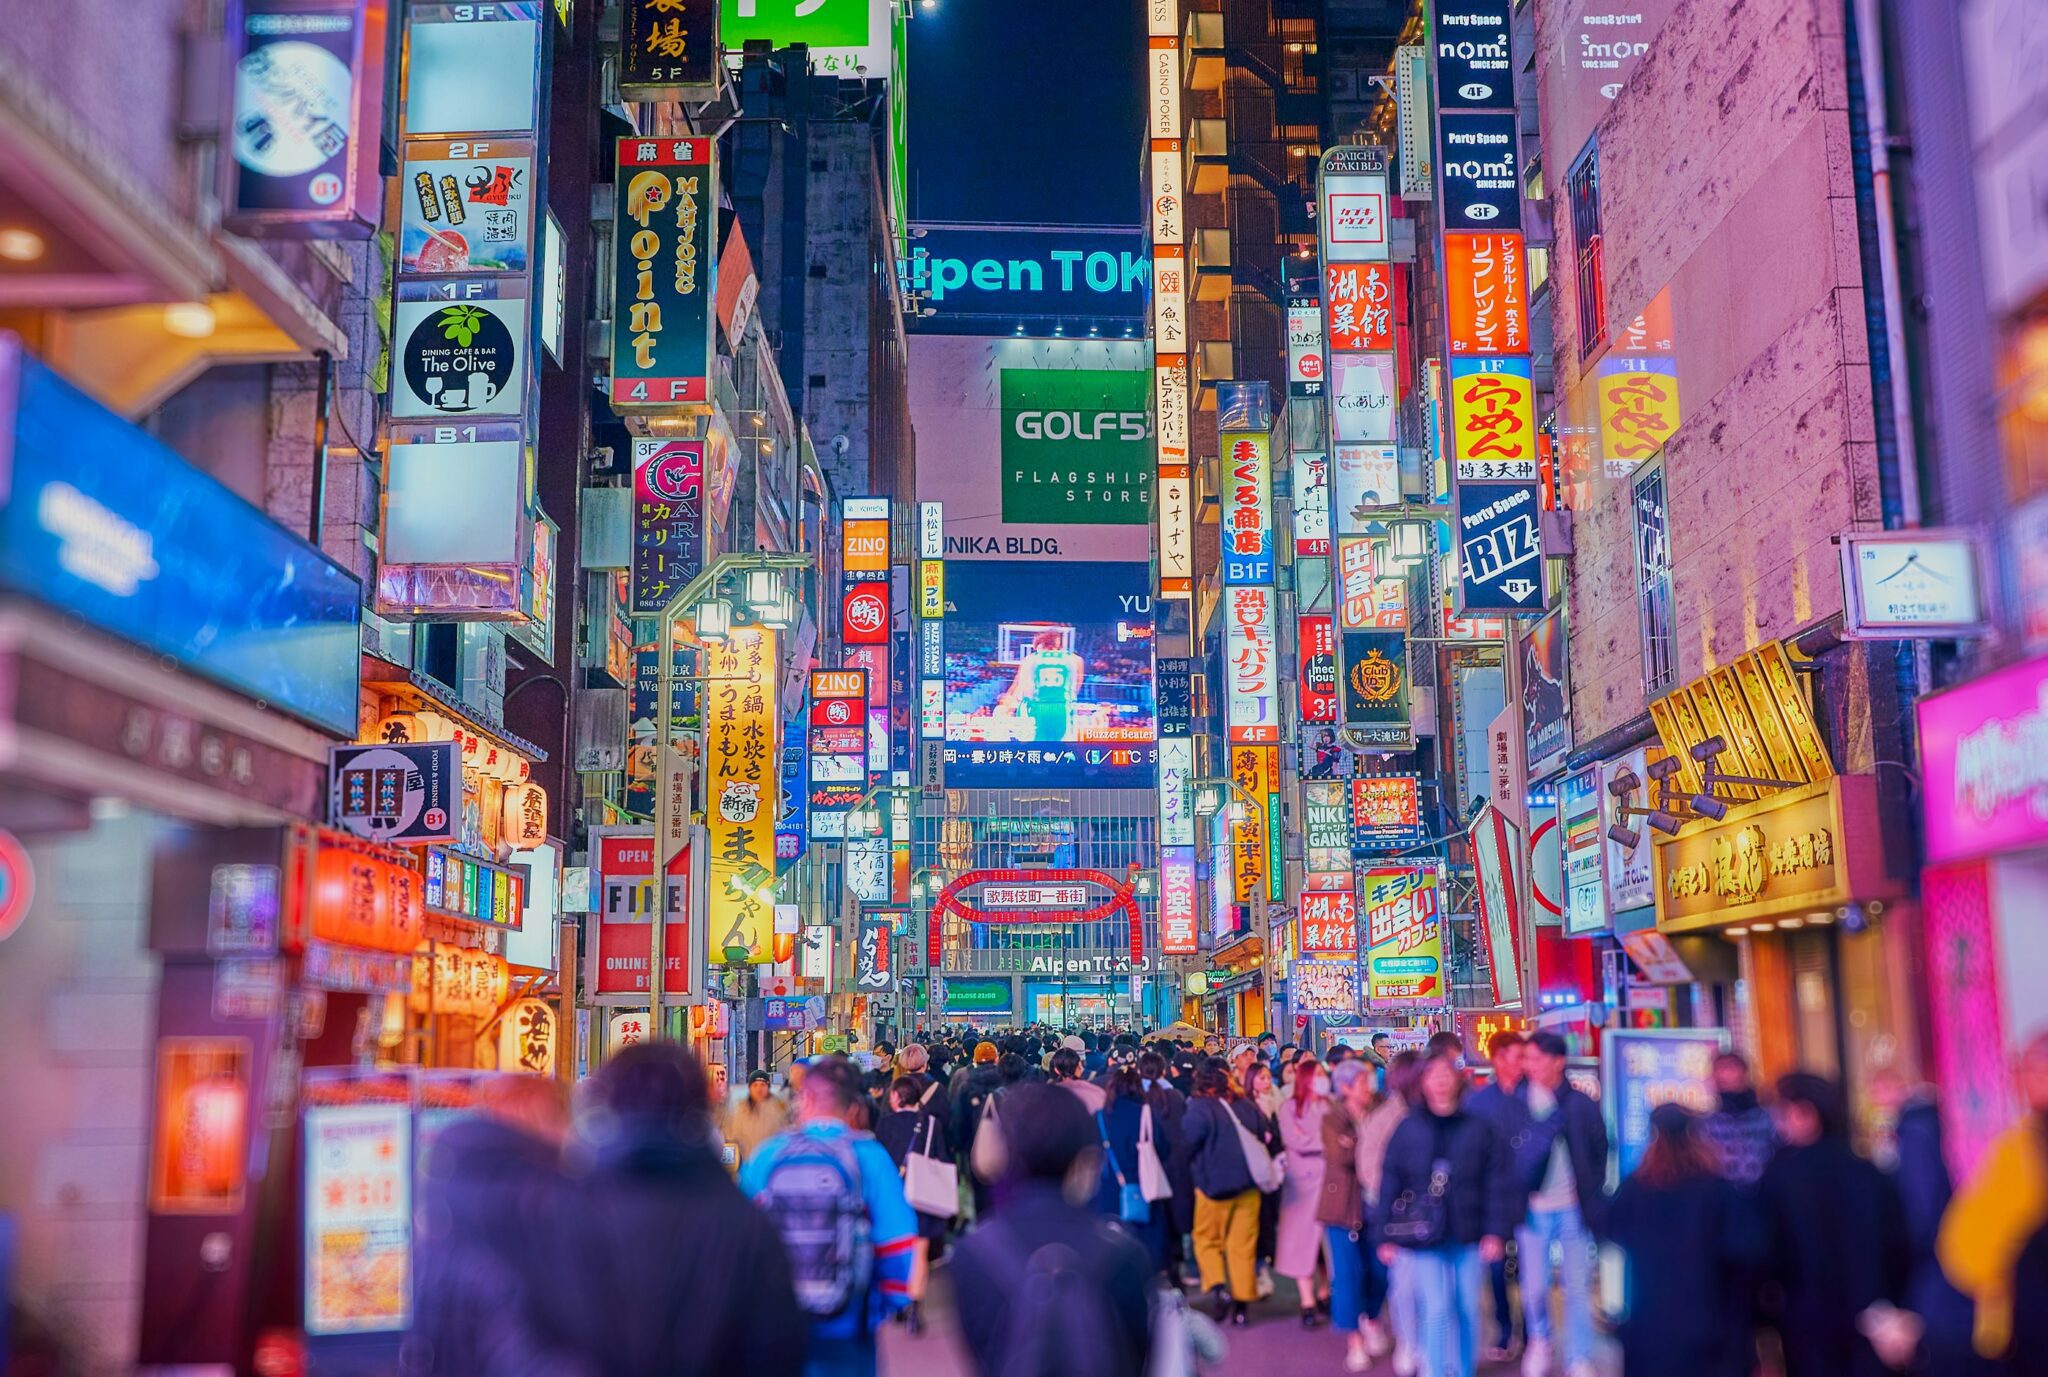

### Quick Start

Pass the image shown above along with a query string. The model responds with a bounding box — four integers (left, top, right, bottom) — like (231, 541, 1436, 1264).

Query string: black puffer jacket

(1371, 1106, 1519, 1249)
(1182, 1095, 1264, 1199)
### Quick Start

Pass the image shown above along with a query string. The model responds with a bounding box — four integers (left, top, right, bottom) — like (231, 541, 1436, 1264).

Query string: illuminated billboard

(911, 335, 1154, 564)
(941, 560, 1156, 786)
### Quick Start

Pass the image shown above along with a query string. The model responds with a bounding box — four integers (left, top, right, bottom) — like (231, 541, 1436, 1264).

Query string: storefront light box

(0, 337, 362, 736)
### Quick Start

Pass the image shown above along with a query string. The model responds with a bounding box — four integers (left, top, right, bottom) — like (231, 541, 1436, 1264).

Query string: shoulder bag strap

(1138, 1102, 1153, 1145)
(1097, 1110, 1128, 1185)
(919, 1080, 938, 1108)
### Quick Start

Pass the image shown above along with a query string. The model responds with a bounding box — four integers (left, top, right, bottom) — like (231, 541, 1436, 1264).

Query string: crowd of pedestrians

(406, 1022, 2048, 1377)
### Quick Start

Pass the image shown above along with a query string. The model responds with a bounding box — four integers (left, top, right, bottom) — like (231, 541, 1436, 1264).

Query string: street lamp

(643, 551, 814, 1040)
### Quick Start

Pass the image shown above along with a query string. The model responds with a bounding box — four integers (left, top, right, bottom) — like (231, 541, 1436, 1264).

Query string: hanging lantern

(501, 781, 548, 850)
(173, 1071, 248, 1200)
(497, 998, 557, 1075)
(772, 931, 797, 965)
(408, 945, 510, 1018)
(373, 711, 420, 745)
(609, 1012, 649, 1049)
(460, 731, 486, 767)
(413, 711, 457, 743)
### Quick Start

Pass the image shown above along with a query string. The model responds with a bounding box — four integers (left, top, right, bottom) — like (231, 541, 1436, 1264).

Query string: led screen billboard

(941, 560, 1156, 786)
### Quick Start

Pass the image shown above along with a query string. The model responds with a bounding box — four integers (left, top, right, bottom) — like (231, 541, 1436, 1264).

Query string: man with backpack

(951, 1082, 1158, 1377)
(741, 1055, 922, 1377)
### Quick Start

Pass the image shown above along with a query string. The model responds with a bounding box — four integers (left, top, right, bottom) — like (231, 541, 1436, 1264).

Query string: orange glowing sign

(842, 519, 890, 575)
(150, 1038, 251, 1214)
(1444, 232, 1529, 357)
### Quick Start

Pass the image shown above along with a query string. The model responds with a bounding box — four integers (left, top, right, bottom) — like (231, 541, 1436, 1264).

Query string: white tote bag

(903, 1113, 960, 1218)
(1230, 1102, 1286, 1193)
(1137, 1103, 1174, 1202)
(971, 1090, 1007, 1182)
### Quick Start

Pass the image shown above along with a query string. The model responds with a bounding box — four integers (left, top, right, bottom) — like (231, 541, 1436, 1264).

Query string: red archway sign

(928, 867, 1143, 968)
(0, 828, 35, 943)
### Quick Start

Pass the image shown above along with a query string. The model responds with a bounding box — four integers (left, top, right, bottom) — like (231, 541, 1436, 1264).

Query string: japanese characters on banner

(1292, 449, 1330, 555)
(1302, 780, 1352, 873)
(703, 629, 778, 963)
(611, 136, 715, 410)
(1299, 615, 1338, 724)
(1159, 739, 1197, 846)
(1432, 0, 1542, 614)
(1325, 262, 1395, 352)
(630, 439, 705, 613)
(1161, 846, 1199, 955)
(1351, 774, 1424, 851)
(378, 1, 546, 620)
(1299, 889, 1359, 953)
(918, 501, 946, 740)
(1294, 957, 1363, 1017)
(1230, 744, 1279, 910)
(1288, 283, 1326, 399)
(1225, 586, 1279, 744)
(1221, 432, 1275, 584)
(854, 918, 896, 992)
(1362, 867, 1444, 1008)
(1597, 290, 1682, 473)
(807, 669, 868, 840)
(1561, 765, 1607, 935)
(619, 0, 720, 103)
(1147, 0, 1190, 601)
(1336, 537, 1405, 630)
(1332, 444, 1401, 532)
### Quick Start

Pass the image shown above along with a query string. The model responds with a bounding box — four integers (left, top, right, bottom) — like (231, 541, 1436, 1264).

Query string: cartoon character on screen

(998, 628, 1085, 742)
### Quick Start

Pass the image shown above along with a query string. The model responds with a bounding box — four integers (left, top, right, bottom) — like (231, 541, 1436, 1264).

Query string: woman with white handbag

(1092, 1051, 1179, 1274)
(876, 1075, 959, 1335)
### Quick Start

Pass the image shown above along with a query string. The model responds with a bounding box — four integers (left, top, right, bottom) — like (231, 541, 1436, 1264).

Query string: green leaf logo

(438, 305, 486, 347)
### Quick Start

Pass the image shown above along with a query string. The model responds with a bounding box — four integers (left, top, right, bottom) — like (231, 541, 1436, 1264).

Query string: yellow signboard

(703, 628, 778, 963)
(919, 560, 944, 619)
(1229, 744, 1274, 910)
(1653, 775, 1897, 933)
(1649, 640, 1834, 798)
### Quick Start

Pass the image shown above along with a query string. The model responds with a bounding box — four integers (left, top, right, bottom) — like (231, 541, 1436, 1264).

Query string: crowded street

(3, 0, 2048, 1374)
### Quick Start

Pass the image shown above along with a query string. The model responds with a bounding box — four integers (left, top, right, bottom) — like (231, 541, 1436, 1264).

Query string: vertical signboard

(1362, 868, 1443, 1008)
(1432, 0, 1542, 616)
(808, 669, 869, 840)
(302, 1072, 412, 1337)
(221, 0, 388, 238)
(1224, 586, 1279, 744)
(1561, 765, 1606, 935)
(620, 0, 720, 102)
(1341, 631, 1412, 748)
(703, 629, 777, 963)
(1161, 845, 1199, 955)
(1220, 432, 1275, 584)
(1299, 615, 1338, 724)
(1470, 802, 1525, 1007)
(630, 438, 705, 613)
(1147, 0, 1189, 600)
(1229, 744, 1278, 911)
(611, 136, 715, 410)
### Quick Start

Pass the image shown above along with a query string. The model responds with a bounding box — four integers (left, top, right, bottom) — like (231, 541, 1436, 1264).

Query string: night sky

(906, 0, 1144, 228)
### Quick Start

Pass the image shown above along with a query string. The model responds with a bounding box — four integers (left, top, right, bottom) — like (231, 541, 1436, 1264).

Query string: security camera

(1689, 793, 1728, 823)
(1606, 823, 1640, 850)
(831, 433, 851, 455)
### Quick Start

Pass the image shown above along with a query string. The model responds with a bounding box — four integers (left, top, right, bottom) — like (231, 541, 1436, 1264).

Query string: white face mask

(1314, 1074, 1332, 1097)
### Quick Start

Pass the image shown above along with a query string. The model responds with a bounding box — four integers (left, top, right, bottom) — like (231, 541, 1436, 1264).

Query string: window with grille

(1568, 141, 1606, 356)
(1631, 461, 1677, 694)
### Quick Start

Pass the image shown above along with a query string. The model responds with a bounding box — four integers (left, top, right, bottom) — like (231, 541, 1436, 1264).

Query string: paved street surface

(880, 1270, 1538, 1376)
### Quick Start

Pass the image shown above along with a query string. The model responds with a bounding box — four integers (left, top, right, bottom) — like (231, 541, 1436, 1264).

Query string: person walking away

(1277, 1054, 1332, 1326)
(742, 1055, 923, 1377)
(954, 1042, 1007, 1219)
(728, 1069, 793, 1166)
(1053, 1045, 1109, 1113)
(535, 1045, 807, 1377)
(1094, 1053, 1174, 1273)
(875, 1076, 953, 1335)
(1868, 1067, 1987, 1375)
(1756, 1073, 1910, 1377)
(1515, 1031, 1609, 1377)
(1321, 1058, 1392, 1372)
(1373, 1052, 1518, 1377)
(1940, 1028, 2048, 1369)
(895, 1043, 950, 1130)
(1363, 1051, 1425, 1375)
(950, 1083, 1158, 1377)
(1604, 1104, 1765, 1377)
(1701, 1052, 1775, 1188)
(1140, 1049, 1198, 1287)
(1244, 1059, 1286, 1299)
(1183, 1061, 1266, 1326)
(1464, 1031, 1531, 1363)
(407, 1076, 578, 1376)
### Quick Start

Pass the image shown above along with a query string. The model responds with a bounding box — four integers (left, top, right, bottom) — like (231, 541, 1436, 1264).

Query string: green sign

(942, 976, 1013, 1014)
(998, 368, 1152, 525)
(721, 0, 879, 72)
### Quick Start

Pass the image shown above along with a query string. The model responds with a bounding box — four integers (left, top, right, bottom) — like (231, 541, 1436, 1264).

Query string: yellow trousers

(1193, 1188, 1262, 1300)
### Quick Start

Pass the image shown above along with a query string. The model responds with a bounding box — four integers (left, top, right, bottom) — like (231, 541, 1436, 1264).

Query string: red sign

(842, 584, 891, 645)
(591, 832, 692, 998)
(1324, 261, 1394, 352)
(1299, 615, 1338, 724)
(1299, 889, 1358, 953)
(811, 695, 866, 728)
(0, 828, 33, 943)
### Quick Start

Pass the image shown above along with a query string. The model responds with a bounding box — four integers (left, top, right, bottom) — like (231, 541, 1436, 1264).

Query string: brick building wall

(1540, 0, 1887, 741)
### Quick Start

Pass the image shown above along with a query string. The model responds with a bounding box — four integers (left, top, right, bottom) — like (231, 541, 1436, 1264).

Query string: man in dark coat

(951, 1083, 1157, 1377)
(533, 1044, 808, 1377)
(1757, 1073, 1910, 1377)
